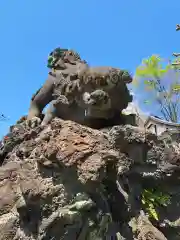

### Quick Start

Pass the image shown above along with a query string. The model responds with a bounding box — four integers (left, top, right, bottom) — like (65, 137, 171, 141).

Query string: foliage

(47, 56, 55, 68)
(133, 55, 180, 122)
(47, 48, 63, 68)
(47, 48, 68, 68)
(141, 188, 171, 221)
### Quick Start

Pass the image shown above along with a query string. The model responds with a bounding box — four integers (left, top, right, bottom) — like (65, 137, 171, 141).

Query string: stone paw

(26, 116, 42, 128)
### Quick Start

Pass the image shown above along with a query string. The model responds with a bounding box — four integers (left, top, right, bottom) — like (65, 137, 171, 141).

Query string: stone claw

(26, 116, 42, 128)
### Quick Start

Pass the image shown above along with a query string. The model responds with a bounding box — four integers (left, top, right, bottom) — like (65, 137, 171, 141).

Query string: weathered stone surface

(0, 117, 180, 239)
(27, 48, 133, 128)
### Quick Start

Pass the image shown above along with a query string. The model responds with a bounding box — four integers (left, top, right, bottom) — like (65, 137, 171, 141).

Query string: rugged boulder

(0, 117, 180, 239)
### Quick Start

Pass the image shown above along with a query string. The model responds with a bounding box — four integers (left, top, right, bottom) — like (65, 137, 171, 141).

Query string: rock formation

(0, 47, 180, 239)
(1, 117, 180, 239)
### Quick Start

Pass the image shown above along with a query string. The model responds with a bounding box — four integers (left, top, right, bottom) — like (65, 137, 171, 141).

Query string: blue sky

(0, 0, 179, 137)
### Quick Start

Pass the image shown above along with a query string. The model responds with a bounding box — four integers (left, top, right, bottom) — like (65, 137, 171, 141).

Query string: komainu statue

(27, 47, 133, 128)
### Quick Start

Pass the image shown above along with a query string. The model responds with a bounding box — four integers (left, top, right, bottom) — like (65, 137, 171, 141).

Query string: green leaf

(141, 188, 171, 221)
(172, 84, 180, 92)
(142, 199, 145, 204)
(148, 203, 159, 220)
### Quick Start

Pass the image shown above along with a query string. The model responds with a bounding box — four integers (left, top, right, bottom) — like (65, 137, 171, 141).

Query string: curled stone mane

(63, 49, 81, 61)
(78, 67, 133, 91)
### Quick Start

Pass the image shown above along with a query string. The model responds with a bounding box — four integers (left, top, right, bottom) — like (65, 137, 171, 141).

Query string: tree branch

(171, 62, 180, 66)
(173, 53, 180, 57)
(176, 24, 180, 31)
